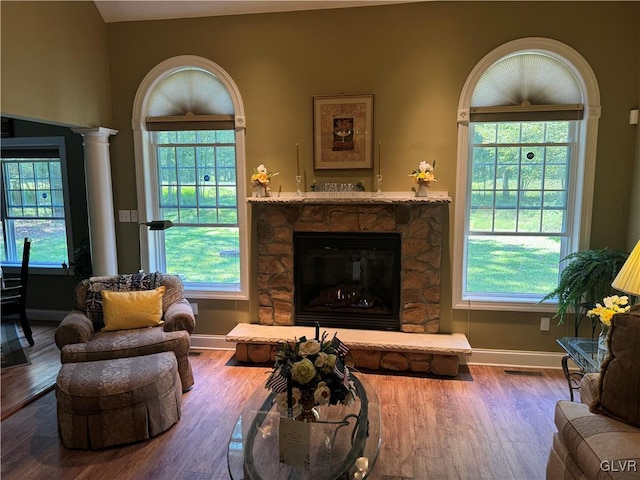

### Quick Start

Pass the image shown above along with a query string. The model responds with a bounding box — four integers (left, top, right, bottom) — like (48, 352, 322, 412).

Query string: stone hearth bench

(226, 324, 472, 377)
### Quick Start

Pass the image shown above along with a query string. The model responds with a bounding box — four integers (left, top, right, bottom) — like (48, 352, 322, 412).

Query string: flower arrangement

(586, 295, 630, 326)
(251, 164, 279, 187)
(409, 160, 436, 185)
(265, 332, 356, 420)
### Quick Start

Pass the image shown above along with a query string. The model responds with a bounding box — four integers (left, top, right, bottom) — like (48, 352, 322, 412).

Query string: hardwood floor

(1, 321, 61, 420)
(0, 340, 569, 480)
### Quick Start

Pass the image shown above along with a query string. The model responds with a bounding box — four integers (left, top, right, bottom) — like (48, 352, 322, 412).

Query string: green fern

(541, 247, 629, 336)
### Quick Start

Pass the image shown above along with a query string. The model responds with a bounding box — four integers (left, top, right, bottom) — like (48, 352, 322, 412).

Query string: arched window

(132, 56, 248, 299)
(453, 38, 600, 311)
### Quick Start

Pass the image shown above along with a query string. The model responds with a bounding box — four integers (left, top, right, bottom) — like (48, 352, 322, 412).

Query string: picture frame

(313, 94, 373, 170)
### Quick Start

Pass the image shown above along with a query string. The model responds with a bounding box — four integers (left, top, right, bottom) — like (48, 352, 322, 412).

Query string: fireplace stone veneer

(249, 194, 451, 333)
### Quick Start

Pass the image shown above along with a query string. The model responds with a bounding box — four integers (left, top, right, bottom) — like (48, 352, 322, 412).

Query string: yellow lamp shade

(612, 240, 640, 297)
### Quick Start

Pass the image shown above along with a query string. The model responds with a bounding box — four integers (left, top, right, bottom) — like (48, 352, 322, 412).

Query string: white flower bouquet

(265, 332, 356, 419)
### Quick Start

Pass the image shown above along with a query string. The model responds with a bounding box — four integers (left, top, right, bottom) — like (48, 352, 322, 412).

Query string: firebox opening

(293, 232, 401, 331)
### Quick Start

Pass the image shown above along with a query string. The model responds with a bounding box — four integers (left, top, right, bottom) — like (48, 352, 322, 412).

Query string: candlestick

(294, 175, 303, 197)
(296, 143, 300, 176)
(378, 141, 381, 176)
(375, 174, 385, 197)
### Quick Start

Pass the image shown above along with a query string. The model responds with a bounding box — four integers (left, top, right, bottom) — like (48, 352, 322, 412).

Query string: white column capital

(72, 126, 119, 138)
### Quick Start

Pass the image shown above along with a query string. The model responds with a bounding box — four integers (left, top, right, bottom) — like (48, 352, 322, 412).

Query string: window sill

(184, 285, 248, 301)
(1, 265, 75, 276)
(453, 298, 558, 313)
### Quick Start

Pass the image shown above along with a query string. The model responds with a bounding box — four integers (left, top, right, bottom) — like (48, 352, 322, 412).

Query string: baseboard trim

(190, 334, 566, 370)
(26, 309, 67, 322)
(191, 334, 235, 351)
(467, 348, 565, 369)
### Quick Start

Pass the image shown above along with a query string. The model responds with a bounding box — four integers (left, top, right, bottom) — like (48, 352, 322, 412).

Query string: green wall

(0, 1, 112, 128)
(629, 60, 640, 250)
(1, 1, 639, 353)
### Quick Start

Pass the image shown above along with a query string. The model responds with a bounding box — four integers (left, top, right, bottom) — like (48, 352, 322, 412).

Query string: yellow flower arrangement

(251, 164, 279, 187)
(409, 160, 436, 185)
(586, 295, 630, 326)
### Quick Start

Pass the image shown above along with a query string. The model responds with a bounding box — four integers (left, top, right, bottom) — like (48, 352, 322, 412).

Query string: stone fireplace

(250, 194, 451, 333)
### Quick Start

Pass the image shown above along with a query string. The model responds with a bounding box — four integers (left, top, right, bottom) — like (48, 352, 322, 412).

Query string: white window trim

(131, 55, 249, 300)
(453, 37, 601, 312)
(1, 136, 74, 275)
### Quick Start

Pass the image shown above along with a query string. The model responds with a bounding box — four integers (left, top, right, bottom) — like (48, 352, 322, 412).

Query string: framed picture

(313, 94, 373, 170)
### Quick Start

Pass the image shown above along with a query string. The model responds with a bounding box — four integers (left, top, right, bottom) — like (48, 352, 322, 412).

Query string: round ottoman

(56, 352, 182, 449)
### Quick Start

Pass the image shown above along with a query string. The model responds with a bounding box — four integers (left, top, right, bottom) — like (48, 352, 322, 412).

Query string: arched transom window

(453, 38, 600, 311)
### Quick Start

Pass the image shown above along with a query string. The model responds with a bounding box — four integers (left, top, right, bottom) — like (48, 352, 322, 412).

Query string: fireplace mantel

(247, 192, 452, 205)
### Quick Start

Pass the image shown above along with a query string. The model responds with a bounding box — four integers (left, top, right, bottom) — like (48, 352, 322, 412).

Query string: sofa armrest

(580, 373, 599, 406)
(163, 298, 195, 334)
(55, 310, 94, 349)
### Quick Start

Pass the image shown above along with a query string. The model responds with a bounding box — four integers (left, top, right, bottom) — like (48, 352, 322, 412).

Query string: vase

(416, 182, 430, 197)
(254, 184, 267, 197)
(598, 322, 611, 361)
(296, 396, 319, 423)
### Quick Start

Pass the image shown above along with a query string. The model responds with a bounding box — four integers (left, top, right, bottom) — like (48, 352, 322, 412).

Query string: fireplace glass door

(294, 232, 401, 331)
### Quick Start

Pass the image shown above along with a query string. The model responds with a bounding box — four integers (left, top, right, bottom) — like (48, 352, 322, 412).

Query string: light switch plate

(540, 317, 550, 332)
(118, 210, 131, 222)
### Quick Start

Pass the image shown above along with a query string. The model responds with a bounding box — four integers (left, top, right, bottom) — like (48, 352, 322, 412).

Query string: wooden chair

(1, 238, 34, 346)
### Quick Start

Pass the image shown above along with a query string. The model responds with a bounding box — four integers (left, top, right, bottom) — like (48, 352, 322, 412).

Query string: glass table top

(227, 373, 381, 480)
(556, 336, 603, 373)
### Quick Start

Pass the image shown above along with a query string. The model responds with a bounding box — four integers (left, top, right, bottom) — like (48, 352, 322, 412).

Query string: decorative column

(72, 127, 119, 276)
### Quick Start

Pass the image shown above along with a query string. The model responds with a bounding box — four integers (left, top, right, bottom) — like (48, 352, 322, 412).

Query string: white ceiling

(94, 1, 420, 23)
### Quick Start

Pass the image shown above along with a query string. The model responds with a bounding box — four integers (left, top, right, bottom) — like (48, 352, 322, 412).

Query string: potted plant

(541, 247, 629, 337)
(71, 238, 93, 281)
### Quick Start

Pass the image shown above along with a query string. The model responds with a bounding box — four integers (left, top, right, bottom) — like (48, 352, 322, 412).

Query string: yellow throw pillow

(101, 286, 166, 332)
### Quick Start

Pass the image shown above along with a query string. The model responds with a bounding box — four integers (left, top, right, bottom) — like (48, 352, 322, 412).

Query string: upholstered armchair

(55, 272, 196, 391)
(547, 310, 640, 479)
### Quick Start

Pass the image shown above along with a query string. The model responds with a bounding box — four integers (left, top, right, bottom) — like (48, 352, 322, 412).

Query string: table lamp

(611, 239, 640, 307)
(142, 220, 174, 231)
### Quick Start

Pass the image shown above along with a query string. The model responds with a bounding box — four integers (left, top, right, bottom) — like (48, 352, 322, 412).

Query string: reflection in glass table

(556, 337, 604, 401)
(228, 373, 381, 480)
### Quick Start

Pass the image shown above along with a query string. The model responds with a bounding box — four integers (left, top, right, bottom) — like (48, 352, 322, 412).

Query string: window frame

(452, 37, 601, 312)
(151, 130, 240, 226)
(132, 56, 249, 300)
(463, 119, 577, 303)
(0, 136, 74, 274)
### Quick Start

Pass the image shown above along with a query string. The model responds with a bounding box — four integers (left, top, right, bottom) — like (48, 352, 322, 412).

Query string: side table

(556, 337, 603, 401)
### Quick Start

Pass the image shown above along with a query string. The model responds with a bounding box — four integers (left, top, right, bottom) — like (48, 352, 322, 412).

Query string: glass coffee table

(556, 337, 604, 401)
(228, 373, 381, 479)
